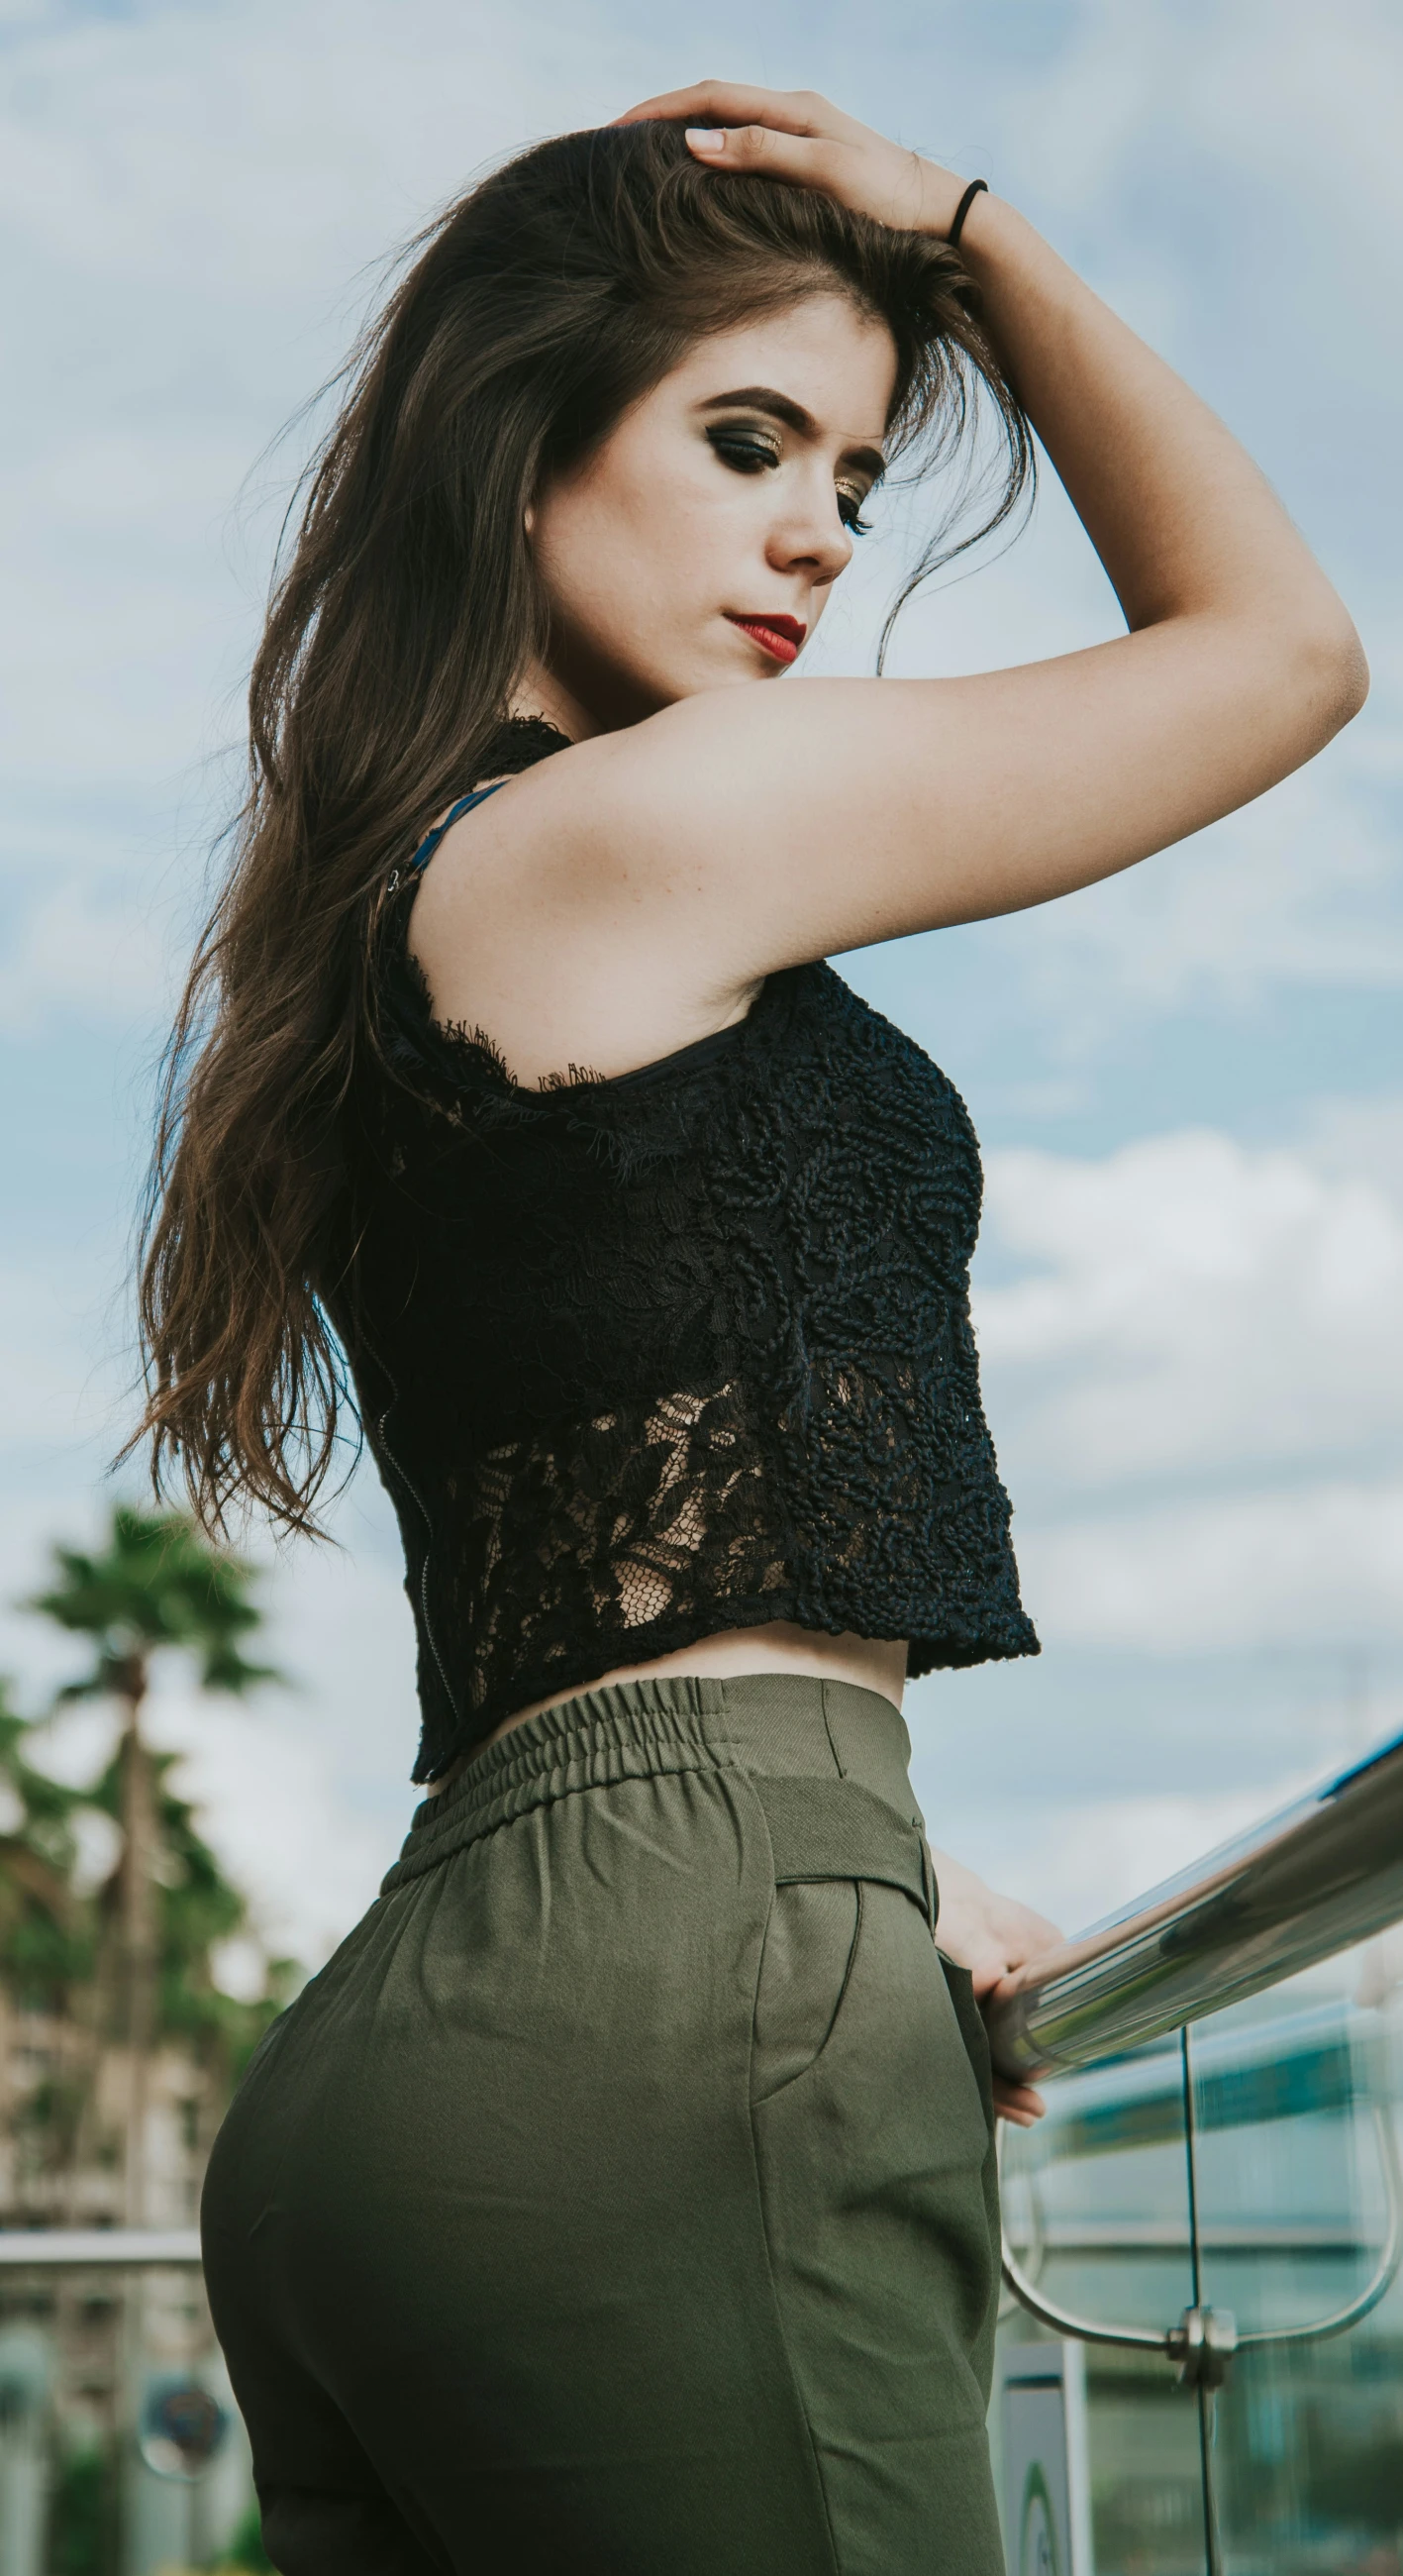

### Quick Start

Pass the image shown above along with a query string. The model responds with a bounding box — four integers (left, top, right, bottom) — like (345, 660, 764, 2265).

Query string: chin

(703, 640, 787, 692)
(583, 634, 777, 722)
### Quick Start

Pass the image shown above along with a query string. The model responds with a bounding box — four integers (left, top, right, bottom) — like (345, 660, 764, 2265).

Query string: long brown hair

(131, 120, 1034, 1539)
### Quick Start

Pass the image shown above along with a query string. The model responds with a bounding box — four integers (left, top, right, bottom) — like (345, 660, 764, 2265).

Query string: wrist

(912, 160, 968, 237)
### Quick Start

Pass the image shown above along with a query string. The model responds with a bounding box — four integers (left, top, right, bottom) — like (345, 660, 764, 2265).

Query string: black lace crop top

(336, 734, 1039, 1782)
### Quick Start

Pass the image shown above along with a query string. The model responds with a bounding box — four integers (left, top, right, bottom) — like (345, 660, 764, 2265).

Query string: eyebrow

(697, 385, 886, 481)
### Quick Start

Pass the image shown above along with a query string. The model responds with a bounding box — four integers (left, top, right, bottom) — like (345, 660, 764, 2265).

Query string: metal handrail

(986, 1728, 1403, 2083)
(0, 2228, 201, 2267)
(988, 1733, 1403, 2389)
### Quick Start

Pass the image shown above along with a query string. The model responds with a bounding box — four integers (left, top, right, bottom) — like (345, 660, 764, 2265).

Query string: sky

(1, 0, 1400, 1980)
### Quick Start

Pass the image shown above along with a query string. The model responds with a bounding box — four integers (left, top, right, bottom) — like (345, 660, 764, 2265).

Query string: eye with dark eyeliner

(705, 425, 873, 535)
(705, 426, 780, 476)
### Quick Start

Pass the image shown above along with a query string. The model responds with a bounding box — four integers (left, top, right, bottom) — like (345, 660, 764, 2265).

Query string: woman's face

(525, 292, 897, 732)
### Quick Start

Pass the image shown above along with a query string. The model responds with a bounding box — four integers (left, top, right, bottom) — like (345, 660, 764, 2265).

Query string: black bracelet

(947, 178, 988, 249)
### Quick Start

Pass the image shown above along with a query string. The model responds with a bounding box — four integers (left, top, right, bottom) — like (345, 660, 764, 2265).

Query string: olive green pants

(202, 1674, 1003, 2573)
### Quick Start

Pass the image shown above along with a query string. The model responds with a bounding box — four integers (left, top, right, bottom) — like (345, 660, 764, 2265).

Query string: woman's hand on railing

(929, 1845, 1063, 2126)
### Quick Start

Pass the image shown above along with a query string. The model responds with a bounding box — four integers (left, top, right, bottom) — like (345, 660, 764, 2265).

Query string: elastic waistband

(381, 1672, 931, 1916)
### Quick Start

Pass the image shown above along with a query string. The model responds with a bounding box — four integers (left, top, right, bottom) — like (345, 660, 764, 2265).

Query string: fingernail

(685, 127, 726, 152)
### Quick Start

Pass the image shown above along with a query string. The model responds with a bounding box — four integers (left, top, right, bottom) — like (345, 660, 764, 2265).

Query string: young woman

(140, 89, 1365, 2576)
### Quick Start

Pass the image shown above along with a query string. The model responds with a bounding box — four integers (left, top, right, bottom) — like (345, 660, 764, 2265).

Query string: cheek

(538, 458, 733, 653)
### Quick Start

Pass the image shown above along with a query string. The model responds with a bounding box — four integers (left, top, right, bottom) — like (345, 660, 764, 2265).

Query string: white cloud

(916, 1683, 1403, 1934)
(1020, 1479, 1403, 1656)
(1307, 1092, 1403, 1196)
(1012, 0, 1403, 251)
(973, 1123, 1403, 1654)
(926, 1781, 1299, 1941)
(0, 0, 635, 1026)
(1019, 752, 1403, 1024)
(1174, 0, 1403, 239)
(977, 1127, 1403, 1486)
(0, 1261, 116, 1448)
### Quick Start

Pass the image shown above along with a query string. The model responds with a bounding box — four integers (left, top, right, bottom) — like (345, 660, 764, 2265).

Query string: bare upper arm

(409, 612, 1366, 1081)
(591, 610, 1365, 964)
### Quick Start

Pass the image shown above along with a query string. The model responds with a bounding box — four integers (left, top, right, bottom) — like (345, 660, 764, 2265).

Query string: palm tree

(0, 1680, 91, 2002)
(27, 1506, 280, 2224)
(89, 1733, 300, 2093)
(0, 1679, 96, 2208)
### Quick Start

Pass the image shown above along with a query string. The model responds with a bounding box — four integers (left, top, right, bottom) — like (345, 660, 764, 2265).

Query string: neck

(509, 660, 599, 744)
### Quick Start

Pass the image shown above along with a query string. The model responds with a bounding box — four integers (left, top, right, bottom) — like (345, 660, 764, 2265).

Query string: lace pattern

(337, 749, 1038, 1780)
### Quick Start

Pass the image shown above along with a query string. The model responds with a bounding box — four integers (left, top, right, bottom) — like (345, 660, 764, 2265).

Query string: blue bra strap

(405, 778, 508, 877)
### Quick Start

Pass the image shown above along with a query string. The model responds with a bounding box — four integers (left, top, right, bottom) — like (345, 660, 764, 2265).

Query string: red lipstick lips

(726, 612, 806, 668)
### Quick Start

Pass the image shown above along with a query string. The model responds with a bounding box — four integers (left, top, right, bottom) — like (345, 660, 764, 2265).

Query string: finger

(680, 124, 852, 195)
(966, 1950, 1013, 2002)
(615, 81, 830, 139)
(993, 2081, 1047, 2125)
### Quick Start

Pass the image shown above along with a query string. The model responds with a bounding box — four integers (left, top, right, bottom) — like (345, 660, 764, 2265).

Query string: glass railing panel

(1000, 2035, 1197, 2332)
(0, 2259, 259, 2575)
(996, 2034, 1205, 2573)
(996, 1941, 1403, 2576)
(1186, 1952, 1403, 2575)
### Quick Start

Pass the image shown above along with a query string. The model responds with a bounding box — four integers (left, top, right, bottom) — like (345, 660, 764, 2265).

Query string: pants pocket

(749, 1880, 1007, 2572)
(937, 1953, 997, 2136)
(752, 1879, 861, 2106)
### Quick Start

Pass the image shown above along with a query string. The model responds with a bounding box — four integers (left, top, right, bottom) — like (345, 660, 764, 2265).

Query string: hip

(202, 1671, 1003, 2570)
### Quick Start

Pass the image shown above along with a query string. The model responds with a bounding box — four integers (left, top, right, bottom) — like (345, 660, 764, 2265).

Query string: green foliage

(81, 1738, 298, 2075)
(10, 2069, 90, 2176)
(1305, 2413, 1403, 2530)
(217, 2502, 276, 2571)
(29, 1504, 283, 1708)
(1, 1505, 303, 2165)
(0, 1508, 301, 2561)
(48, 2439, 115, 2576)
(0, 1678, 94, 2012)
(17, 1502, 298, 2069)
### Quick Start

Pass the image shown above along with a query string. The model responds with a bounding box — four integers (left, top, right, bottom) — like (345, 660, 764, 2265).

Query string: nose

(765, 476, 852, 588)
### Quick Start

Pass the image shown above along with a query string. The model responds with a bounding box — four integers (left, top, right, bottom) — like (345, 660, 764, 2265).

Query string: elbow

(1291, 609, 1370, 749)
(1335, 623, 1370, 726)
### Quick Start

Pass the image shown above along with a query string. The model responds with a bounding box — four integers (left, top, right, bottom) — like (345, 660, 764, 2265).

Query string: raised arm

(413, 87, 1367, 1069)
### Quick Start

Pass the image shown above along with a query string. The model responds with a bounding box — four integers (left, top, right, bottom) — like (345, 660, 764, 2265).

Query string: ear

(524, 499, 536, 539)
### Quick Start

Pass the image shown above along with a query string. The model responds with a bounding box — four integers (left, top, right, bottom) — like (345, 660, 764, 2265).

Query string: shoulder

(409, 677, 900, 924)
(403, 713, 773, 1088)
(399, 672, 969, 1084)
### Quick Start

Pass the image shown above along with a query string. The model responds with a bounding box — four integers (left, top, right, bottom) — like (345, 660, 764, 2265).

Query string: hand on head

(615, 83, 977, 241)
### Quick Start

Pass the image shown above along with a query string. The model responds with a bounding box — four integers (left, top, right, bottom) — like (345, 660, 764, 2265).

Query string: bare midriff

(424, 1622, 908, 1800)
